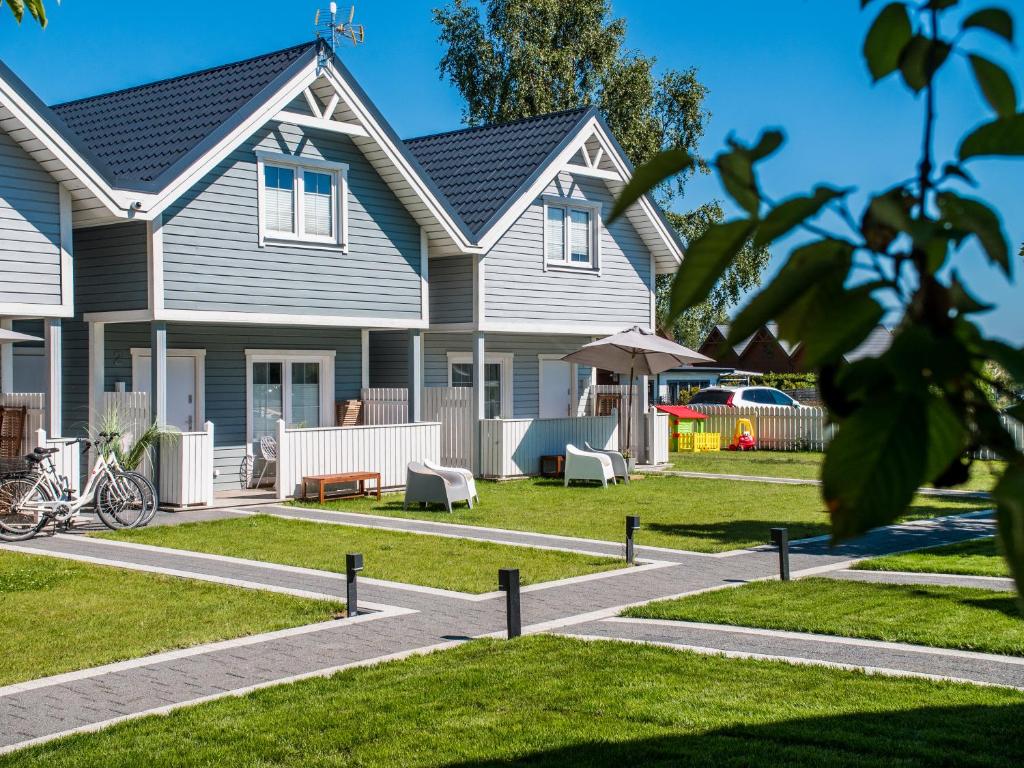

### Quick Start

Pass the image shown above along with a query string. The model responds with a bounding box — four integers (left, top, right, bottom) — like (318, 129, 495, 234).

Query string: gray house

(0, 40, 682, 498)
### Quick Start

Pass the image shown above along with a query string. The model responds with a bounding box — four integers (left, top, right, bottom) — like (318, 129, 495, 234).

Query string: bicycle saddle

(33, 447, 60, 456)
(23, 454, 44, 464)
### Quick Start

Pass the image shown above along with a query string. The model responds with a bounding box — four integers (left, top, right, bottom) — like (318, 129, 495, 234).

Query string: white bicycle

(0, 436, 151, 541)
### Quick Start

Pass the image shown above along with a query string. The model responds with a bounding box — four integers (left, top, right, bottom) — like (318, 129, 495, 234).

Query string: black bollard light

(769, 528, 790, 581)
(346, 553, 364, 617)
(498, 568, 522, 638)
(625, 515, 641, 565)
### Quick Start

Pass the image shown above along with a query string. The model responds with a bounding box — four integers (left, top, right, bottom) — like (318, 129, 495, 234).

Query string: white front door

(539, 358, 572, 419)
(133, 353, 200, 432)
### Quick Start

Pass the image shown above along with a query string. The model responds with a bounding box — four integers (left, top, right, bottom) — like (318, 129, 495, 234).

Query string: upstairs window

(257, 151, 348, 249)
(544, 197, 601, 270)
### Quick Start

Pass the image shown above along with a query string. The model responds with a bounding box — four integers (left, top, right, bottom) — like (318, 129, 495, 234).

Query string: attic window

(543, 196, 601, 272)
(256, 150, 348, 249)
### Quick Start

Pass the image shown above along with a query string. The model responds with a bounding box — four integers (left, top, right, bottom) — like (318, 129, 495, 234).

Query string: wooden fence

(275, 419, 441, 498)
(423, 386, 474, 469)
(361, 388, 408, 425)
(0, 393, 45, 452)
(579, 384, 645, 460)
(479, 414, 619, 479)
(687, 404, 837, 451)
(159, 421, 215, 507)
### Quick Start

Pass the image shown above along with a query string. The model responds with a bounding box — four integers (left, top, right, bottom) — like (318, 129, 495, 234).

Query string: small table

(302, 471, 382, 503)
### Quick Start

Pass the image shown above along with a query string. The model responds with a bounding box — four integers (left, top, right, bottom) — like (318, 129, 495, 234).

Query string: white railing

(32, 428, 80, 484)
(646, 409, 669, 465)
(687, 404, 836, 451)
(479, 414, 619, 479)
(423, 386, 474, 469)
(159, 421, 214, 508)
(361, 387, 409, 425)
(275, 418, 441, 499)
(99, 391, 150, 441)
(1, 393, 45, 452)
(975, 414, 1024, 460)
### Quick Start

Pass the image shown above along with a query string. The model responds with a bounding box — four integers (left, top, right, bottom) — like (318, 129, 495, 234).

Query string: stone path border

(824, 568, 1015, 592)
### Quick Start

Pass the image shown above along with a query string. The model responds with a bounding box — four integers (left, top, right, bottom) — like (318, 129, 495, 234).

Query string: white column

(150, 321, 167, 427)
(44, 318, 62, 437)
(640, 374, 650, 464)
(472, 331, 486, 474)
(0, 319, 12, 394)
(88, 321, 105, 431)
(360, 329, 370, 391)
(407, 329, 423, 423)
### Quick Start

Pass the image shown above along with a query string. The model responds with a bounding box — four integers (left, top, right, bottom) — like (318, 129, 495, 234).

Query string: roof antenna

(315, 4, 365, 71)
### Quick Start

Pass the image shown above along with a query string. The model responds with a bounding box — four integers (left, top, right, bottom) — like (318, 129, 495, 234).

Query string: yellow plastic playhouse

(656, 405, 721, 453)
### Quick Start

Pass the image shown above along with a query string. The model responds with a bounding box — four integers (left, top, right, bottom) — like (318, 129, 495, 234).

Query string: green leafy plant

(611, 2, 1024, 594)
(93, 407, 178, 473)
(2, 0, 47, 26)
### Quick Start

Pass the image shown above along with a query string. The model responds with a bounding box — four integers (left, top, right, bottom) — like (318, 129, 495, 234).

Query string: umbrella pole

(625, 361, 635, 457)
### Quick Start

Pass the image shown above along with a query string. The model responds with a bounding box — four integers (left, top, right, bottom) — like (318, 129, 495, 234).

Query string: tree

(612, 2, 1024, 596)
(433, 0, 769, 341)
(2, 0, 46, 26)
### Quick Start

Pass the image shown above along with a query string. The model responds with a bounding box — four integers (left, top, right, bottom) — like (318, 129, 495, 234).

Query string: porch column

(150, 321, 167, 427)
(44, 318, 62, 437)
(407, 329, 422, 422)
(0, 319, 12, 393)
(88, 321, 105, 430)
(472, 331, 486, 474)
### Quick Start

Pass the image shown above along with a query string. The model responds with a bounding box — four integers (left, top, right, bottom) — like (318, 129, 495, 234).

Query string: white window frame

(542, 195, 602, 274)
(256, 150, 349, 251)
(244, 349, 336, 445)
(446, 351, 513, 419)
(129, 348, 207, 430)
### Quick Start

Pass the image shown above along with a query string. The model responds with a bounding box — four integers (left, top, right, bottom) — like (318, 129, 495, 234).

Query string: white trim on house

(473, 254, 485, 326)
(446, 350, 513, 419)
(479, 319, 636, 336)
(147, 214, 164, 313)
(420, 227, 430, 323)
(562, 163, 621, 181)
(244, 349, 336, 445)
(254, 150, 349, 250)
(130, 347, 207, 430)
(58, 185, 73, 314)
(541, 195, 602, 274)
(0, 304, 73, 319)
(82, 308, 429, 330)
(275, 110, 369, 138)
(360, 329, 370, 390)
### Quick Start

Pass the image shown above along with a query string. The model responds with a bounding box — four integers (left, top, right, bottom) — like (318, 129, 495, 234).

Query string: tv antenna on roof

(315, 4, 365, 70)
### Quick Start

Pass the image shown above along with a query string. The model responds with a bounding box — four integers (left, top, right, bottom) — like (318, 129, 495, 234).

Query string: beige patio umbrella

(562, 326, 713, 454)
(0, 328, 42, 344)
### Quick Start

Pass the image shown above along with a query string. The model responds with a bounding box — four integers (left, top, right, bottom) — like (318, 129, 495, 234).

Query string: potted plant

(621, 448, 636, 474)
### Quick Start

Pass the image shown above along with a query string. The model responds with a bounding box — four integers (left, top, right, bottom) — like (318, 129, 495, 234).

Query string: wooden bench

(301, 471, 382, 504)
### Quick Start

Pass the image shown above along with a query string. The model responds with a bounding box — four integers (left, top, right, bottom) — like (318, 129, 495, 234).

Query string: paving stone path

(0, 505, 1011, 755)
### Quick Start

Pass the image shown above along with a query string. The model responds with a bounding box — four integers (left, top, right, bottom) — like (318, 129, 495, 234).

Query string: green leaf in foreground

(608, 149, 694, 223)
(668, 219, 756, 319)
(959, 114, 1024, 160)
(824, 396, 928, 540)
(962, 8, 1014, 44)
(898, 35, 951, 93)
(779, 283, 884, 369)
(995, 462, 1024, 597)
(863, 3, 913, 81)
(753, 186, 847, 249)
(968, 54, 1017, 118)
(936, 191, 1011, 275)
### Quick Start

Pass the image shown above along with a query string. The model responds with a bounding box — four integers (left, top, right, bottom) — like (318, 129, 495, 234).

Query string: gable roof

(404, 107, 591, 235)
(51, 42, 317, 191)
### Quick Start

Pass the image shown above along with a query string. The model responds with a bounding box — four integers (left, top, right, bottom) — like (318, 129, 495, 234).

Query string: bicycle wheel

(0, 477, 50, 541)
(239, 454, 254, 490)
(95, 473, 148, 530)
(124, 471, 159, 526)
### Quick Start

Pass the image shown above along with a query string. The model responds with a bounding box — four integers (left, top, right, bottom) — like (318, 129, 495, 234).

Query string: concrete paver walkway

(0, 505, 1007, 755)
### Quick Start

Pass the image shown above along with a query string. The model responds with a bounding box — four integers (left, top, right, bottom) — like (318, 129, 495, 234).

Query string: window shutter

(546, 207, 565, 262)
(569, 210, 590, 263)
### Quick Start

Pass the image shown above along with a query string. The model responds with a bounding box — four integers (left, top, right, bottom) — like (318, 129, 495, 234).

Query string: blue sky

(1, 0, 1020, 342)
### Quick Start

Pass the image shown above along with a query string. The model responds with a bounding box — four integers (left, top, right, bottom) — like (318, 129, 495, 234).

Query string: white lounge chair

(564, 444, 616, 488)
(584, 442, 630, 484)
(403, 462, 474, 512)
(423, 459, 479, 503)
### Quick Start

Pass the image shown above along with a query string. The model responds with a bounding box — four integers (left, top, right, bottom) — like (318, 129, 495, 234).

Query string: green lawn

(625, 577, 1024, 656)
(94, 514, 621, 593)
(290, 475, 988, 553)
(0, 551, 342, 687)
(669, 451, 1003, 491)
(6, 636, 1022, 768)
(853, 537, 1009, 578)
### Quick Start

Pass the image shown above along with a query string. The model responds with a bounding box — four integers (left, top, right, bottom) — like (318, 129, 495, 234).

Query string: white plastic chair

(254, 435, 278, 489)
(564, 444, 616, 488)
(423, 459, 478, 503)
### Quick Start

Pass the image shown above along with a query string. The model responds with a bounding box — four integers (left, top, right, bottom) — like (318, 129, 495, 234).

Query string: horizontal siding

(423, 332, 592, 419)
(0, 128, 62, 307)
(161, 122, 423, 319)
(429, 254, 473, 324)
(73, 222, 148, 313)
(368, 330, 409, 388)
(484, 172, 651, 326)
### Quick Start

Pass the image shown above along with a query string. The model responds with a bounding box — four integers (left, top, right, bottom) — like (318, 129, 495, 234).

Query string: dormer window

(543, 196, 601, 271)
(256, 151, 348, 249)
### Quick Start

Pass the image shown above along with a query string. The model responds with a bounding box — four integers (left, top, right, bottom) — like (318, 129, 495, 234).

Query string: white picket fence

(361, 388, 409, 426)
(99, 391, 150, 442)
(687, 404, 837, 451)
(32, 428, 80, 484)
(0, 393, 45, 452)
(275, 419, 441, 498)
(479, 414, 619, 479)
(159, 422, 215, 507)
(975, 415, 1024, 460)
(423, 386, 474, 469)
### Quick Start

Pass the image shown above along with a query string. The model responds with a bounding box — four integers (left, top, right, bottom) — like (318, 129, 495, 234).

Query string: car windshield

(689, 390, 732, 405)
